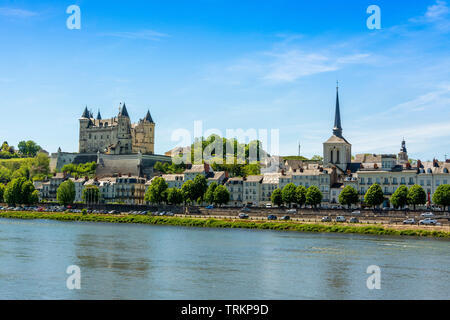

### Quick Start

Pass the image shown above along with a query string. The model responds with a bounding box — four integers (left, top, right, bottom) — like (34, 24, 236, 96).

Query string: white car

(351, 210, 361, 215)
(265, 204, 272, 208)
(420, 212, 434, 218)
(286, 209, 297, 214)
(419, 218, 437, 225)
(336, 216, 346, 222)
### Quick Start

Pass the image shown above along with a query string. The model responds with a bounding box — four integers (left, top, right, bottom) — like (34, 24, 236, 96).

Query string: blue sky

(0, 0, 449, 161)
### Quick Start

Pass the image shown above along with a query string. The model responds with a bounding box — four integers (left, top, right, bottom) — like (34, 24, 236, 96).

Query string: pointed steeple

(119, 102, 129, 117)
(333, 82, 343, 138)
(144, 110, 154, 123)
(96, 110, 102, 120)
(81, 106, 90, 118)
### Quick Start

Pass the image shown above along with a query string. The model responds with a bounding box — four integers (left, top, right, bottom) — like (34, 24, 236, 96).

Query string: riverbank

(1, 211, 449, 238)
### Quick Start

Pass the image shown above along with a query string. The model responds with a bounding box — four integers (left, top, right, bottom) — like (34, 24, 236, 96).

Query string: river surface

(0, 218, 448, 299)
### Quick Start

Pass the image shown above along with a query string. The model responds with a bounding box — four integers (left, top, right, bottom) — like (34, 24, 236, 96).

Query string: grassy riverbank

(1, 211, 449, 238)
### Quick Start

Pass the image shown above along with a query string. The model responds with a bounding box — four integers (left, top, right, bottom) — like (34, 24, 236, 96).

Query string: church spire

(81, 106, 90, 118)
(96, 109, 102, 120)
(333, 82, 343, 137)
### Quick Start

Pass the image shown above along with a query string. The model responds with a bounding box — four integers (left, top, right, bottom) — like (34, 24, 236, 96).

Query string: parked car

(336, 216, 346, 223)
(286, 209, 297, 214)
(419, 218, 437, 225)
(267, 215, 277, 220)
(349, 217, 359, 223)
(321, 216, 332, 222)
(206, 205, 214, 209)
(351, 210, 361, 215)
(420, 212, 434, 218)
(238, 213, 249, 219)
(159, 211, 166, 216)
(403, 218, 416, 225)
(240, 207, 251, 213)
(265, 204, 272, 208)
(280, 216, 290, 221)
(166, 211, 174, 216)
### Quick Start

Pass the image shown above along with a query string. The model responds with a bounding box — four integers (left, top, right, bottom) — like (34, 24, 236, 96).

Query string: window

(393, 178, 397, 184)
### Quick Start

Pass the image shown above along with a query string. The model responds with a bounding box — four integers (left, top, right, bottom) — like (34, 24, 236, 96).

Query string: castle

(79, 103, 155, 155)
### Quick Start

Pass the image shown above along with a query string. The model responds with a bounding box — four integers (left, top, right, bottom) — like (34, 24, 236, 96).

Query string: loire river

(0, 218, 448, 299)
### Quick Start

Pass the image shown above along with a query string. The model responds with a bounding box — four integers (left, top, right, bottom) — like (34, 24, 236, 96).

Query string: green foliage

(154, 161, 185, 174)
(181, 180, 196, 204)
(0, 166, 12, 183)
(407, 184, 427, 210)
(213, 185, 230, 206)
(82, 185, 101, 204)
(0, 183, 5, 202)
(432, 185, 450, 211)
(306, 186, 323, 208)
(56, 179, 76, 205)
(192, 174, 208, 203)
(0, 154, 50, 184)
(271, 188, 283, 207)
(295, 185, 307, 207)
(204, 182, 218, 204)
(81, 208, 87, 215)
(282, 183, 297, 208)
(310, 155, 323, 161)
(391, 185, 409, 209)
(61, 162, 97, 178)
(4, 177, 37, 205)
(339, 186, 359, 208)
(17, 140, 41, 157)
(282, 156, 309, 161)
(166, 188, 184, 205)
(364, 184, 384, 208)
(144, 177, 168, 204)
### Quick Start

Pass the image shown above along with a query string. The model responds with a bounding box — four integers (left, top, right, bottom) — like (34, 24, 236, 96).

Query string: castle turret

(132, 109, 155, 154)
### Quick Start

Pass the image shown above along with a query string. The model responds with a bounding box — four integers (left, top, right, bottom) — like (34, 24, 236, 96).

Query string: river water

(0, 218, 448, 299)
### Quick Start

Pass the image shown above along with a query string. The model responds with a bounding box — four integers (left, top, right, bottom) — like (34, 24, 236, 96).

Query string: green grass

(0, 211, 449, 238)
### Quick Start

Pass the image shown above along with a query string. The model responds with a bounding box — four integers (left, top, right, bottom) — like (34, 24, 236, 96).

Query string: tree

(310, 155, 323, 161)
(391, 185, 408, 209)
(213, 185, 230, 206)
(407, 184, 427, 210)
(17, 140, 41, 157)
(204, 182, 218, 204)
(4, 177, 37, 205)
(282, 183, 297, 208)
(271, 188, 283, 207)
(295, 185, 307, 208)
(192, 174, 208, 203)
(432, 184, 450, 211)
(181, 180, 196, 204)
(364, 183, 384, 208)
(306, 186, 323, 208)
(82, 185, 100, 204)
(338, 186, 359, 209)
(166, 188, 184, 205)
(56, 179, 76, 205)
(144, 177, 168, 204)
(0, 183, 5, 202)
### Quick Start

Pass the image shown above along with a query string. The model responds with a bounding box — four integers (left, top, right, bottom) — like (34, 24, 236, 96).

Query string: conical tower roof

(144, 110, 154, 123)
(119, 103, 129, 117)
(81, 106, 90, 118)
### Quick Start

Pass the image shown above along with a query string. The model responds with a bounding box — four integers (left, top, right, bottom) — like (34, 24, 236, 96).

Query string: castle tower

(398, 139, 409, 164)
(79, 106, 92, 153)
(116, 103, 133, 154)
(132, 110, 155, 154)
(323, 83, 352, 170)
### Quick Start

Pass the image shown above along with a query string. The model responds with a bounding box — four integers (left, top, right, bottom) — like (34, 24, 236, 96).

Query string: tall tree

(390, 185, 408, 209)
(306, 186, 323, 208)
(295, 185, 307, 208)
(0, 183, 5, 202)
(213, 185, 230, 206)
(181, 180, 196, 204)
(193, 174, 208, 203)
(4, 177, 37, 206)
(432, 184, 450, 211)
(407, 184, 427, 210)
(364, 184, 384, 208)
(57, 180, 76, 205)
(144, 177, 168, 204)
(166, 187, 184, 205)
(282, 183, 297, 208)
(271, 188, 283, 207)
(204, 182, 218, 204)
(17, 140, 41, 157)
(338, 186, 359, 209)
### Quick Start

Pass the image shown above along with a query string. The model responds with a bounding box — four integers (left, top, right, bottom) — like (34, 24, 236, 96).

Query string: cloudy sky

(0, 0, 449, 161)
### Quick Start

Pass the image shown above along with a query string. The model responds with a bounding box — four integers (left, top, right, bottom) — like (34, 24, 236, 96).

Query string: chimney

(417, 160, 422, 168)
(406, 162, 411, 169)
(128, 172, 131, 177)
(205, 163, 210, 173)
(225, 171, 229, 178)
(374, 163, 378, 169)
(281, 169, 285, 176)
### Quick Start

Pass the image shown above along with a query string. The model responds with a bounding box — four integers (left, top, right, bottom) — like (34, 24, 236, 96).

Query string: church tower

(132, 110, 156, 154)
(398, 139, 409, 164)
(323, 83, 352, 170)
(116, 102, 133, 154)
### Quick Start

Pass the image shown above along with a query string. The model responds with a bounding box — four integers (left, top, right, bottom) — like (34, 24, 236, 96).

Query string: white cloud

(0, 7, 37, 18)
(425, 0, 449, 20)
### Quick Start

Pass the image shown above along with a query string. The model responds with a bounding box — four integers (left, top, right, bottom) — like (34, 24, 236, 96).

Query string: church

(79, 103, 155, 155)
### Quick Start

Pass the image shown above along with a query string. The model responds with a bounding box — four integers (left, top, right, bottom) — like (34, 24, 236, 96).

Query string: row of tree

(0, 177, 39, 206)
(1, 140, 42, 159)
(270, 184, 323, 208)
(145, 175, 230, 206)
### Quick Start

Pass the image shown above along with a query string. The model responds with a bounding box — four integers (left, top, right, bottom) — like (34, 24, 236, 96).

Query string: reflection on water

(0, 218, 449, 299)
